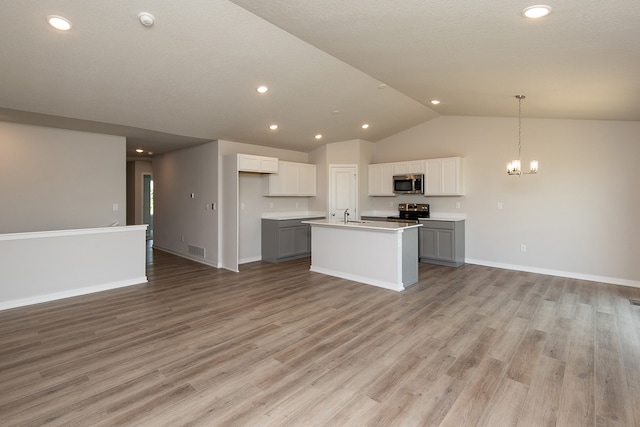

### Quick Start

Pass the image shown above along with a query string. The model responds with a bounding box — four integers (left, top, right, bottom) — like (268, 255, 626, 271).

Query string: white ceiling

(1, 0, 639, 156)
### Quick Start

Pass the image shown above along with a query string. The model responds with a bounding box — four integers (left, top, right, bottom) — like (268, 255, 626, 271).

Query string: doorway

(328, 165, 358, 221)
(143, 174, 153, 240)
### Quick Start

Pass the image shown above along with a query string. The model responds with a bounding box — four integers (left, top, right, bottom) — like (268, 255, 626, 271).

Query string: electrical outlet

(181, 236, 185, 242)
(521, 244, 527, 252)
(269, 202, 274, 209)
(497, 202, 503, 210)
(112, 203, 119, 211)
(455, 202, 461, 209)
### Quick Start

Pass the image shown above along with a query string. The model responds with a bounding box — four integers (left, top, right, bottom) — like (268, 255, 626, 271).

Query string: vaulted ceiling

(1, 1, 638, 156)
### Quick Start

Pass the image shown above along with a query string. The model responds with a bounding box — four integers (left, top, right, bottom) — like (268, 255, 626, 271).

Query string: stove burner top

(386, 216, 419, 224)
(386, 202, 430, 223)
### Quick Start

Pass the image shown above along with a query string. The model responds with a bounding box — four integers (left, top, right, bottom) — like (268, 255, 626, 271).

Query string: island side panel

(309, 225, 404, 291)
(401, 227, 419, 287)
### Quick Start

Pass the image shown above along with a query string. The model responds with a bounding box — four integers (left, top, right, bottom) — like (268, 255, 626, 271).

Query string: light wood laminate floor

(2, 248, 640, 426)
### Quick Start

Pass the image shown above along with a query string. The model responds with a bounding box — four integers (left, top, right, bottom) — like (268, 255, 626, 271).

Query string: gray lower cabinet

(419, 220, 465, 267)
(262, 217, 323, 262)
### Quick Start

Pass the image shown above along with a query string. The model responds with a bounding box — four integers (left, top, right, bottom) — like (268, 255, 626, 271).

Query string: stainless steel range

(387, 203, 430, 224)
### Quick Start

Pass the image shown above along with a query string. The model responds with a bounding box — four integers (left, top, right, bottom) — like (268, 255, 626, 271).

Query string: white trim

(0, 225, 148, 241)
(465, 258, 640, 289)
(0, 277, 147, 311)
(141, 172, 153, 229)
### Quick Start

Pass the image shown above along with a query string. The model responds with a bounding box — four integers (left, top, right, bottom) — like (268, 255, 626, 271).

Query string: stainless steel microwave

(393, 174, 424, 194)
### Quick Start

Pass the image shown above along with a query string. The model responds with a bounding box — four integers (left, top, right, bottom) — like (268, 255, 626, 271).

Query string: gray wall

(152, 139, 315, 267)
(152, 141, 220, 266)
(0, 122, 126, 233)
(373, 115, 640, 284)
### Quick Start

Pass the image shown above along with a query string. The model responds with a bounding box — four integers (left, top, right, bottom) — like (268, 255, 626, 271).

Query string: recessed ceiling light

(135, 149, 144, 153)
(148, 151, 154, 155)
(430, 99, 441, 105)
(315, 134, 323, 140)
(522, 5, 552, 18)
(269, 124, 278, 130)
(361, 124, 370, 129)
(378, 84, 387, 89)
(47, 15, 72, 31)
(332, 110, 340, 115)
(138, 12, 155, 27)
(257, 85, 268, 94)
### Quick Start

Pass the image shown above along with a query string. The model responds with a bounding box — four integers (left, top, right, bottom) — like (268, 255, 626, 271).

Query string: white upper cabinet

(393, 160, 425, 175)
(424, 157, 463, 196)
(297, 163, 317, 196)
(368, 163, 395, 196)
(237, 154, 279, 173)
(267, 161, 316, 196)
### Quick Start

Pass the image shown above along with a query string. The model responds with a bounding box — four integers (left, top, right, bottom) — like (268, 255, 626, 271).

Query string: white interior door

(329, 165, 358, 221)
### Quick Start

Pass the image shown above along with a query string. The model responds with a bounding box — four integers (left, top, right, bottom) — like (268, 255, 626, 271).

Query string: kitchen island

(302, 219, 422, 291)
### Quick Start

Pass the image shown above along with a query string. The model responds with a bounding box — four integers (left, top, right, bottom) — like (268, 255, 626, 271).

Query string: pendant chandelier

(507, 95, 538, 176)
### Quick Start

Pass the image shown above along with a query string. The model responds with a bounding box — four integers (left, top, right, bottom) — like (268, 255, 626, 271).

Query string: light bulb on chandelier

(507, 95, 538, 176)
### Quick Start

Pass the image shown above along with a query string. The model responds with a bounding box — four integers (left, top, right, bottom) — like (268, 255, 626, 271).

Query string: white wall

(311, 139, 375, 217)
(373, 116, 640, 285)
(0, 226, 147, 310)
(309, 144, 328, 213)
(0, 122, 126, 233)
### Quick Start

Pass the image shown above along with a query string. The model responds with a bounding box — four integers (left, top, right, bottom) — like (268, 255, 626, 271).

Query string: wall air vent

(188, 245, 205, 258)
(629, 298, 640, 306)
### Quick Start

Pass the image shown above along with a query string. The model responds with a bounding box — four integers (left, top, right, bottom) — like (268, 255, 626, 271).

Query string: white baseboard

(465, 258, 640, 289)
(0, 277, 147, 311)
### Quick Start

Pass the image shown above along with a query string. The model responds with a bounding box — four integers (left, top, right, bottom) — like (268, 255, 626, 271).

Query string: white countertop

(263, 215, 325, 221)
(303, 219, 422, 232)
(420, 217, 465, 222)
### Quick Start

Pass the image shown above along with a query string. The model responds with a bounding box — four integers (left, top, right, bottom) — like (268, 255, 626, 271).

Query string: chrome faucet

(343, 208, 350, 223)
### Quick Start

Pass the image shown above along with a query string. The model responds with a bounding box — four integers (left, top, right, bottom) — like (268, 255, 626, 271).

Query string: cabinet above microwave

(368, 157, 463, 197)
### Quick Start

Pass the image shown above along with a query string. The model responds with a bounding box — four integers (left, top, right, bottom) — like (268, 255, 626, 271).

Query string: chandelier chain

(507, 94, 537, 175)
(517, 95, 523, 161)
